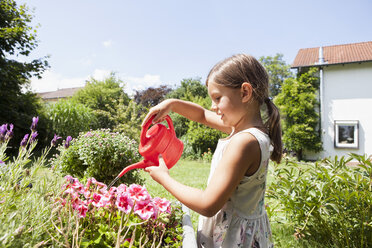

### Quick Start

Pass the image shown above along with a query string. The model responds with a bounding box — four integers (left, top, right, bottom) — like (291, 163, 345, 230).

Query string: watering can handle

(140, 115, 175, 145)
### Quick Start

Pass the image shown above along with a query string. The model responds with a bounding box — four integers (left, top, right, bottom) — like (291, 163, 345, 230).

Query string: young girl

(142, 54, 282, 248)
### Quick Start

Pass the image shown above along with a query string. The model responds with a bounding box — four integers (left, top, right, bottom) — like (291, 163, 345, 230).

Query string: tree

(274, 68, 322, 160)
(0, 0, 49, 153)
(259, 54, 292, 97)
(72, 73, 130, 129)
(166, 78, 209, 137)
(134, 85, 172, 108)
(166, 77, 208, 100)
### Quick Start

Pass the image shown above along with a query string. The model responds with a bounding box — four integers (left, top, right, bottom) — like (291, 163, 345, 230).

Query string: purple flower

(64, 136, 72, 149)
(30, 131, 38, 143)
(0, 160, 4, 165)
(51, 134, 62, 147)
(5, 124, 14, 141)
(0, 124, 8, 142)
(30, 116, 39, 132)
(20, 134, 29, 147)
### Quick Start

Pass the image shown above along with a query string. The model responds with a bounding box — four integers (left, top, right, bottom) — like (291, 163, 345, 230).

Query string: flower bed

(0, 117, 185, 247)
(53, 176, 183, 247)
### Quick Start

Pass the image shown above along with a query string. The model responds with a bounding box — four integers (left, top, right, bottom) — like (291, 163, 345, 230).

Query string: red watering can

(108, 115, 183, 188)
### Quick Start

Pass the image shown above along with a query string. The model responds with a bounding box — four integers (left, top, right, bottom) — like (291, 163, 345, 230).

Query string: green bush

(51, 129, 143, 185)
(46, 99, 98, 138)
(183, 121, 224, 157)
(267, 154, 372, 247)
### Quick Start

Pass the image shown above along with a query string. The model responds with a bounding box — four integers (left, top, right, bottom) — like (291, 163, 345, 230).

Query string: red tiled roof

(291, 41, 372, 68)
(37, 87, 83, 100)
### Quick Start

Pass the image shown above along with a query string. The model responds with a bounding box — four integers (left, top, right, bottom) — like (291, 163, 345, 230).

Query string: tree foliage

(166, 78, 210, 138)
(0, 0, 49, 153)
(166, 77, 208, 100)
(72, 73, 130, 129)
(259, 54, 292, 97)
(113, 99, 147, 142)
(134, 85, 172, 108)
(274, 68, 322, 160)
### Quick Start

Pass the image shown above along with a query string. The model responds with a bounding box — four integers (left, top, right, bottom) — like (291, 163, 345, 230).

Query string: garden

(1, 1, 371, 246)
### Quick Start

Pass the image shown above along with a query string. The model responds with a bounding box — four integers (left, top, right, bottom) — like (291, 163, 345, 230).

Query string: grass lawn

(140, 159, 302, 247)
(139, 159, 210, 231)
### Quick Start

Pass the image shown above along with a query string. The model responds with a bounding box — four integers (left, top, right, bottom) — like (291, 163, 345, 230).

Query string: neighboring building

(37, 87, 83, 103)
(292, 41, 372, 160)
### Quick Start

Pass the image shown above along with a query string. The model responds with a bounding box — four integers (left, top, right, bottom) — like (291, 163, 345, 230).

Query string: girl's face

(208, 81, 247, 127)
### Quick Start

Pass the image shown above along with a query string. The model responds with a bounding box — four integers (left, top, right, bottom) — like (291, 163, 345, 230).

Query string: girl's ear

(240, 82, 253, 102)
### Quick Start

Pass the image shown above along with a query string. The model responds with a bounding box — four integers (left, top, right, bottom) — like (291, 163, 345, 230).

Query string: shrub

(46, 99, 98, 138)
(183, 121, 224, 156)
(267, 154, 372, 247)
(51, 129, 143, 185)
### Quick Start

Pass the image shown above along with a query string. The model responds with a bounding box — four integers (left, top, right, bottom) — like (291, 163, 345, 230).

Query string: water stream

(107, 176, 120, 189)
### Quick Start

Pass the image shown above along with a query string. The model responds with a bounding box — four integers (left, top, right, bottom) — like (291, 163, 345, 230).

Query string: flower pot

(182, 204, 198, 248)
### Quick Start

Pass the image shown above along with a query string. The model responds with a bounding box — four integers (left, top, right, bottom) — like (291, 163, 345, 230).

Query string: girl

(142, 54, 282, 247)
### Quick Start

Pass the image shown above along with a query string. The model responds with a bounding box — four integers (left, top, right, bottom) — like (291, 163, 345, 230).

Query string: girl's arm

(145, 132, 261, 217)
(141, 99, 232, 134)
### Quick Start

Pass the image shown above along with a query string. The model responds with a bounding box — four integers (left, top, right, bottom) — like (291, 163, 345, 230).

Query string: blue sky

(20, 0, 372, 95)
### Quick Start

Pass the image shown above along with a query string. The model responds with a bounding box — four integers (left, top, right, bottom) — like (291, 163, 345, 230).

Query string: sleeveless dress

(197, 128, 274, 248)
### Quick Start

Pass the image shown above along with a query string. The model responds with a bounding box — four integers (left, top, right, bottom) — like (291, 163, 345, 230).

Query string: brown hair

(206, 54, 282, 163)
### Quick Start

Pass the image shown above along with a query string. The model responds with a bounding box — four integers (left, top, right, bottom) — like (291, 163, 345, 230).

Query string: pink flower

(116, 184, 127, 194)
(76, 204, 88, 218)
(108, 186, 118, 195)
(85, 178, 92, 188)
(71, 181, 84, 193)
(153, 197, 171, 214)
(91, 193, 104, 207)
(64, 175, 75, 183)
(128, 184, 151, 204)
(83, 188, 91, 199)
(116, 192, 134, 214)
(91, 178, 107, 189)
(134, 201, 158, 220)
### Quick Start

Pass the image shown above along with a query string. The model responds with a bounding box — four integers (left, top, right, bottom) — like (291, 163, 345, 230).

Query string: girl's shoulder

(231, 127, 269, 142)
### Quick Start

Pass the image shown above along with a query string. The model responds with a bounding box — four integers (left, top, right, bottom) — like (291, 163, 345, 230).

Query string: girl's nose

(210, 102, 217, 112)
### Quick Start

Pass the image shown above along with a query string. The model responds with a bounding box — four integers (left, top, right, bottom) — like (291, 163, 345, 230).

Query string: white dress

(197, 128, 274, 248)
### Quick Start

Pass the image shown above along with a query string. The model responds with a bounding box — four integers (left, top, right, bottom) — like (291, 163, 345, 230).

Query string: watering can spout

(117, 159, 158, 178)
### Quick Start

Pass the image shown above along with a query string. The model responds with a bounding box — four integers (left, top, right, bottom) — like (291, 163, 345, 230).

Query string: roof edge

(291, 59, 372, 69)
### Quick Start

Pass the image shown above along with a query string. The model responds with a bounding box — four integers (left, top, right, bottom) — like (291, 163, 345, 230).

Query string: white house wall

(318, 62, 372, 159)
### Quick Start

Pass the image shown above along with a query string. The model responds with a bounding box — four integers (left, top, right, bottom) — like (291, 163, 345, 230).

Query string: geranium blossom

(134, 201, 158, 220)
(116, 192, 134, 214)
(75, 204, 88, 218)
(128, 184, 151, 204)
(153, 197, 171, 214)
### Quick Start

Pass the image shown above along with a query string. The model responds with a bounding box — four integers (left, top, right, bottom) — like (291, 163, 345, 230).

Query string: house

(37, 87, 83, 103)
(291, 41, 372, 160)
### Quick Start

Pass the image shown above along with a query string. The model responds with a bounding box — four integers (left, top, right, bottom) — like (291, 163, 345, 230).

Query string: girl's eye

(215, 97, 221, 101)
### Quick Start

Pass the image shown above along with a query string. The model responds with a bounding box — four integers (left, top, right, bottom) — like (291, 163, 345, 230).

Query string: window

(334, 120, 359, 148)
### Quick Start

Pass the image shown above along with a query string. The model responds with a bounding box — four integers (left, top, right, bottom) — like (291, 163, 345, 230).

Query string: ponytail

(264, 98, 282, 163)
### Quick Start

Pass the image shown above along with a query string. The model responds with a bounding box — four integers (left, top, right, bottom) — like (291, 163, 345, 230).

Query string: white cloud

(102, 40, 112, 48)
(30, 69, 163, 97)
(122, 74, 163, 96)
(91, 69, 112, 80)
(30, 70, 87, 93)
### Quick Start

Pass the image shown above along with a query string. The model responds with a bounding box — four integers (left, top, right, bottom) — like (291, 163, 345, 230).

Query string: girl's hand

(141, 99, 173, 126)
(144, 155, 170, 184)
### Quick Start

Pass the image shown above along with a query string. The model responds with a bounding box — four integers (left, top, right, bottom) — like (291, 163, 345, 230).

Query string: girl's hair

(206, 54, 283, 163)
